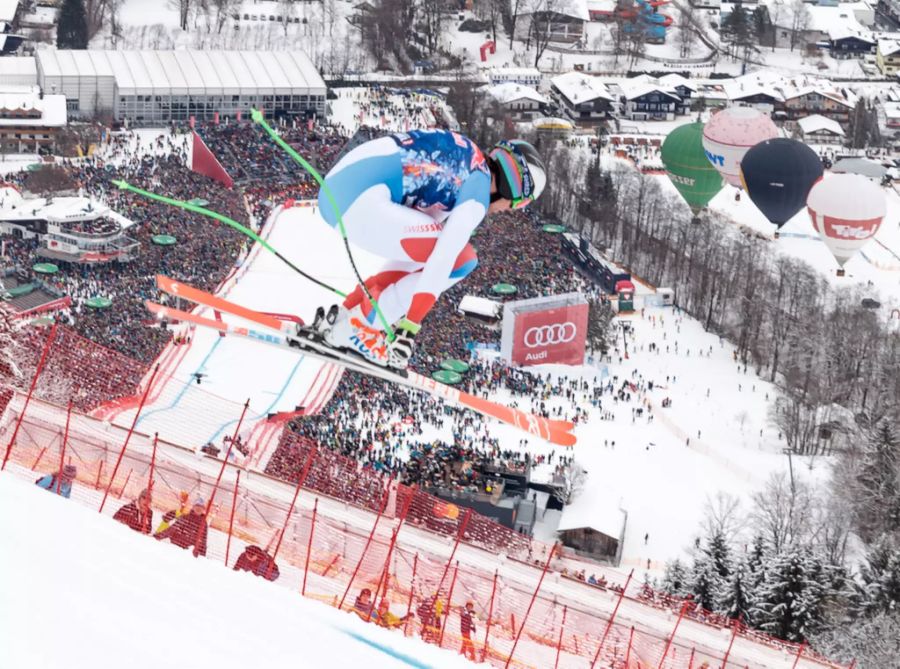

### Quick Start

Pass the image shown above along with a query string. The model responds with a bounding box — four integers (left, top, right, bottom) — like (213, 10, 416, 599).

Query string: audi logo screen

(511, 304, 589, 366)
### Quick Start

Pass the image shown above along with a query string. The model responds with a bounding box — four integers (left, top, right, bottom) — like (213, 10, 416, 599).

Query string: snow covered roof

(21, 5, 57, 27)
(0, 90, 65, 127)
(0, 0, 19, 24)
(778, 81, 856, 108)
(517, 0, 590, 21)
(806, 5, 870, 38)
(723, 72, 786, 102)
(883, 100, 900, 120)
(658, 73, 699, 92)
(878, 38, 900, 57)
(551, 71, 613, 105)
(827, 24, 874, 44)
(0, 57, 35, 78)
(616, 76, 682, 101)
(35, 50, 326, 96)
(832, 156, 885, 178)
(458, 295, 502, 319)
(587, 0, 617, 12)
(797, 114, 845, 136)
(556, 480, 626, 539)
(488, 67, 541, 78)
(487, 82, 547, 105)
(0, 195, 109, 222)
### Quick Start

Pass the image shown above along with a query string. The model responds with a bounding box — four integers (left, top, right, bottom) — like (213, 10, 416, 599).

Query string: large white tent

(35, 50, 326, 123)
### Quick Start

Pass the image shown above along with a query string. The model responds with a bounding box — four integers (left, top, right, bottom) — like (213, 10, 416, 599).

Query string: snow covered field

(0, 474, 471, 669)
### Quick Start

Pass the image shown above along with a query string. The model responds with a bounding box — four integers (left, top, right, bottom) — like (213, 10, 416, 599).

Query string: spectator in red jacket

(459, 601, 477, 660)
(113, 488, 153, 534)
(155, 497, 208, 557)
(233, 545, 280, 581)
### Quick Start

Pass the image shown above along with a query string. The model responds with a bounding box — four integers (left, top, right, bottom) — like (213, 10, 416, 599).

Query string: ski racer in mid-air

(315, 129, 547, 370)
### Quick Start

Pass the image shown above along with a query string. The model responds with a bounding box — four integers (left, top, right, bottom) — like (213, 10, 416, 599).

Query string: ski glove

(388, 318, 420, 369)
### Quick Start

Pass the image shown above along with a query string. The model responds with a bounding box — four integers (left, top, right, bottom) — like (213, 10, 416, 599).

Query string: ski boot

(323, 304, 389, 366)
(309, 304, 339, 337)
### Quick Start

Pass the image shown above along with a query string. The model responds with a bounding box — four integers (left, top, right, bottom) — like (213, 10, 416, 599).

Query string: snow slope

(112, 204, 381, 460)
(0, 474, 470, 669)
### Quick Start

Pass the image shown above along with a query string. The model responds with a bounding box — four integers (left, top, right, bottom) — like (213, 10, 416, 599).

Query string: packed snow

(0, 474, 471, 669)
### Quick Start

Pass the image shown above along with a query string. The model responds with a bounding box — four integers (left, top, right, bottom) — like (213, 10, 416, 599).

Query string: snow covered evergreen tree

(661, 558, 689, 597)
(719, 556, 755, 624)
(811, 611, 900, 667)
(752, 546, 827, 642)
(858, 535, 900, 616)
(689, 531, 732, 611)
(690, 554, 721, 611)
(852, 421, 900, 541)
(57, 0, 89, 49)
(707, 529, 732, 580)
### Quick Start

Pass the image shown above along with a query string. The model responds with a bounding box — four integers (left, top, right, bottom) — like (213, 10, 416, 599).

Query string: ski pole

(112, 180, 347, 299)
(250, 109, 395, 340)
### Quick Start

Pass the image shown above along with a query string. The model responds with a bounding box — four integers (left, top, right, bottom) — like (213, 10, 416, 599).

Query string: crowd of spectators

(1, 129, 261, 363)
(331, 87, 449, 135)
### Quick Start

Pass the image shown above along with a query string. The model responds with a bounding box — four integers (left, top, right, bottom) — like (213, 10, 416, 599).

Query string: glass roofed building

(34, 50, 326, 124)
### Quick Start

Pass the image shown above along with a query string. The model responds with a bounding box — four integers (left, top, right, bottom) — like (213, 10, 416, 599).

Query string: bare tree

(625, 25, 646, 68)
(552, 460, 588, 504)
(522, 0, 575, 67)
(788, 0, 810, 52)
(750, 473, 815, 553)
(83, 0, 113, 40)
(702, 492, 745, 542)
(418, 0, 446, 57)
(610, 16, 628, 65)
(211, 0, 238, 34)
(169, 0, 193, 31)
(676, 3, 698, 58)
(510, 0, 525, 49)
(108, 0, 124, 45)
(475, 0, 505, 44)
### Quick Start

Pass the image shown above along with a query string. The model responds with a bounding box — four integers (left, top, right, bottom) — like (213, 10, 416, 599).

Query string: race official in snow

(316, 130, 546, 369)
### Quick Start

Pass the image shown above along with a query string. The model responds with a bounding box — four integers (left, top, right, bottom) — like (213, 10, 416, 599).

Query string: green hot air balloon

(661, 122, 724, 220)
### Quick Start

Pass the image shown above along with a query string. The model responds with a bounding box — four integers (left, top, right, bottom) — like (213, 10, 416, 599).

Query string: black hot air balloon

(739, 138, 823, 229)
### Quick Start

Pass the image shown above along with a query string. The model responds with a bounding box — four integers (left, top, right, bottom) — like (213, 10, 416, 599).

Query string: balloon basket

(691, 216, 701, 225)
(773, 231, 780, 239)
(836, 269, 846, 277)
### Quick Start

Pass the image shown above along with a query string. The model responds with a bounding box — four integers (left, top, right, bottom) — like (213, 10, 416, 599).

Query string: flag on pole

(190, 131, 234, 189)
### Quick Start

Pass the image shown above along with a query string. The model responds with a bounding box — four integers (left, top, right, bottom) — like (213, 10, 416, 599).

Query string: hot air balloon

(661, 122, 723, 221)
(739, 138, 823, 229)
(701, 107, 778, 187)
(807, 174, 886, 275)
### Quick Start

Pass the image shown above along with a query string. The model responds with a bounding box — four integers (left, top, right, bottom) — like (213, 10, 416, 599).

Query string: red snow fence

(0, 369, 848, 669)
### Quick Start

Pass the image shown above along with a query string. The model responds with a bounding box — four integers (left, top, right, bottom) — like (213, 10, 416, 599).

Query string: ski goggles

(489, 142, 535, 209)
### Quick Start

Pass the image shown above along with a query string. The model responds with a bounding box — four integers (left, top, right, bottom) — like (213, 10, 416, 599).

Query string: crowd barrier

(0, 381, 848, 669)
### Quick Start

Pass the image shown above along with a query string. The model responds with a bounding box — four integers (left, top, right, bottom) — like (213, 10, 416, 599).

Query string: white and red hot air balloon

(701, 107, 779, 187)
(807, 174, 886, 273)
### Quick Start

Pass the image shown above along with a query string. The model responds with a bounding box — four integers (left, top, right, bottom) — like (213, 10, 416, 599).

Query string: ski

(148, 278, 577, 446)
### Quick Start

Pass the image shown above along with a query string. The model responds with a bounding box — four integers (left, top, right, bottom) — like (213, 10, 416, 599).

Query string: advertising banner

(501, 293, 589, 367)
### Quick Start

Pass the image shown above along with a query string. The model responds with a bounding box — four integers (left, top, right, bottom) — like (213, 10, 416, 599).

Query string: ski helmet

(488, 139, 547, 209)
